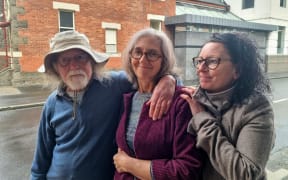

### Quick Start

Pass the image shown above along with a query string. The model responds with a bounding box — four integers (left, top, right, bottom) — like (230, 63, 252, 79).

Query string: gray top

(126, 92, 151, 152)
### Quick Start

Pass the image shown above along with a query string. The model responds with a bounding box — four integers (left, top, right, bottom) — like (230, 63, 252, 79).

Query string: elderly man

(30, 31, 175, 180)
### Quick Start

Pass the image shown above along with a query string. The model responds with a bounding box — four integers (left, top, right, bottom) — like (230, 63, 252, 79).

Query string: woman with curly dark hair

(181, 32, 275, 180)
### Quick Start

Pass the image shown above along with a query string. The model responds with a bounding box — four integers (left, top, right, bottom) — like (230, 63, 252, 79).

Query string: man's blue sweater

(31, 71, 131, 180)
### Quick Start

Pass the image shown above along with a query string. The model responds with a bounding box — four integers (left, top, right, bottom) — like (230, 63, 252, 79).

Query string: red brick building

(1, 0, 278, 86)
(0, 0, 175, 86)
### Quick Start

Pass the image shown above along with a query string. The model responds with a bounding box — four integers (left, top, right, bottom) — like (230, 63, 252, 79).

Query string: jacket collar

(194, 86, 235, 114)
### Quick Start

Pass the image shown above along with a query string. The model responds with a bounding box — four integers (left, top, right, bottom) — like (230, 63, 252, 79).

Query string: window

(242, 0, 254, 9)
(53, 2, 79, 32)
(59, 10, 74, 32)
(102, 22, 121, 54)
(105, 29, 117, 54)
(150, 20, 161, 31)
(280, 0, 286, 7)
(198, 25, 210, 33)
(147, 14, 165, 31)
(277, 26, 285, 54)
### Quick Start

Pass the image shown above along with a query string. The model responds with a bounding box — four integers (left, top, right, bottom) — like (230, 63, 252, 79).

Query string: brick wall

(15, 0, 175, 72)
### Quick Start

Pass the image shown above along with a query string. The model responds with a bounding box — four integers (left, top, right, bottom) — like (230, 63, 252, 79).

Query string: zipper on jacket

(72, 90, 78, 120)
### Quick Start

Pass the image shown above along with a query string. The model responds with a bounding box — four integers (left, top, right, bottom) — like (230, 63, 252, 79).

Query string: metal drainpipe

(0, 0, 10, 69)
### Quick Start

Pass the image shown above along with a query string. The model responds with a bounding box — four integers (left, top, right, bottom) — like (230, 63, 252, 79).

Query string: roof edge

(165, 14, 278, 32)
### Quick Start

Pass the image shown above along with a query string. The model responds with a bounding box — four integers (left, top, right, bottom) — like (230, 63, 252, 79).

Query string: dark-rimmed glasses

(192, 57, 221, 70)
(130, 49, 162, 62)
(57, 53, 90, 67)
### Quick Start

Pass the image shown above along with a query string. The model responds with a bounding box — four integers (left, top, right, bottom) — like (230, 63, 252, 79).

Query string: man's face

(55, 49, 93, 91)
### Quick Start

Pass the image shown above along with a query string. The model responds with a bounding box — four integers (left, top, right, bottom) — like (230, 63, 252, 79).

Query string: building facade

(225, 0, 288, 73)
(166, 0, 277, 84)
(0, 0, 283, 87)
(0, 0, 174, 87)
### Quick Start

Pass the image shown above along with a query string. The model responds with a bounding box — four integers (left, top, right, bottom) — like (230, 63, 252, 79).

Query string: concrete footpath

(0, 86, 51, 111)
(1, 72, 288, 110)
(269, 72, 288, 79)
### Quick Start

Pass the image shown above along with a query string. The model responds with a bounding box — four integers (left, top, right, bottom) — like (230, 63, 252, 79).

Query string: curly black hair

(204, 32, 271, 104)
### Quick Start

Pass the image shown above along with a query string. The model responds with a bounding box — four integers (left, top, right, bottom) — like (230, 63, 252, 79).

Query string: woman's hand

(181, 86, 205, 115)
(113, 148, 152, 179)
(113, 148, 131, 173)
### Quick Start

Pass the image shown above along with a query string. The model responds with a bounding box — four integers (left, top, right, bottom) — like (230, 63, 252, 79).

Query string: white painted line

(273, 98, 288, 104)
(0, 102, 45, 111)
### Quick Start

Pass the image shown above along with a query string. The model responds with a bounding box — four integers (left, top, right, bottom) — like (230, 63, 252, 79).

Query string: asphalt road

(266, 78, 288, 179)
(0, 107, 41, 180)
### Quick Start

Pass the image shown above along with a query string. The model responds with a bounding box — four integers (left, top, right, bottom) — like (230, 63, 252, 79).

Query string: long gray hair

(122, 28, 179, 89)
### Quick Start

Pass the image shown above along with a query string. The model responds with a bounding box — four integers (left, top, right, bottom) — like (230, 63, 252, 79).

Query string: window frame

(277, 26, 285, 54)
(242, 0, 254, 9)
(53, 1, 79, 32)
(147, 14, 165, 31)
(105, 29, 117, 54)
(58, 10, 75, 32)
(150, 20, 162, 31)
(280, 0, 287, 7)
(101, 22, 121, 55)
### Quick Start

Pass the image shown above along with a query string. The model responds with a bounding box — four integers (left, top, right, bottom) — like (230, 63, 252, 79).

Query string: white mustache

(67, 70, 86, 77)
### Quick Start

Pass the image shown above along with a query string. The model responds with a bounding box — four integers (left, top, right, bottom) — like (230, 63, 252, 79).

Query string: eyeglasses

(192, 57, 221, 70)
(130, 49, 162, 62)
(57, 53, 90, 67)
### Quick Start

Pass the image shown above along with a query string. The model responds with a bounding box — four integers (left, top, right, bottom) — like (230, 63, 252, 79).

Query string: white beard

(66, 70, 89, 91)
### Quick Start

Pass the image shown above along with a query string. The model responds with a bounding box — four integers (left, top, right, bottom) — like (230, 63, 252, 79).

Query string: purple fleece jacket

(114, 87, 203, 180)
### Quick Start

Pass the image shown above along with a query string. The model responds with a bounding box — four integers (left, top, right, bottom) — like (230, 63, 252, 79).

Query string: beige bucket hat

(44, 30, 109, 72)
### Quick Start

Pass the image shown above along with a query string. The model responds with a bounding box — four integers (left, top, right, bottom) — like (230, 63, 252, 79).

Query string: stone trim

(53, 1, 80, 11)
(0, 51, 22, 57)
(101, 22, 121, 30)
(147, 14, 165, 21)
